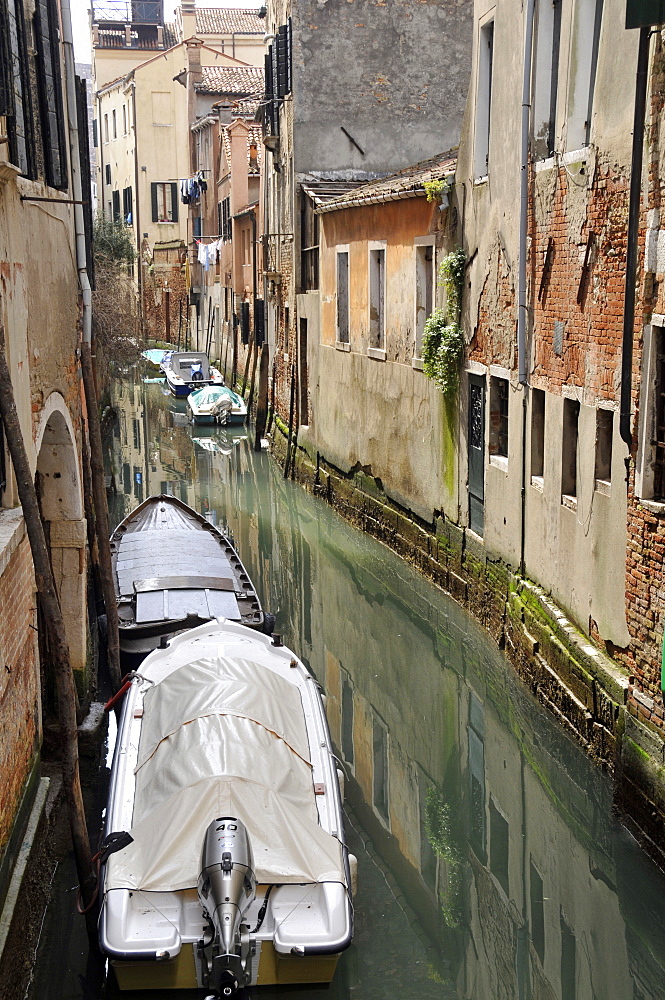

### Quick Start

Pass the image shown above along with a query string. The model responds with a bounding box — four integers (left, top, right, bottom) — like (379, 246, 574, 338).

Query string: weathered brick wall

(0, 534, 39, 858)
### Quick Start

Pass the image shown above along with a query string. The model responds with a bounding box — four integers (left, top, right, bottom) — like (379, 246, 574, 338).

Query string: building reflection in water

(105, 373, 665, 1000)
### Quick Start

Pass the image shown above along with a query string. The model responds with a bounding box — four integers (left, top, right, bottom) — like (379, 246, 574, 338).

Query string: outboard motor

(197, 817, 256, 997)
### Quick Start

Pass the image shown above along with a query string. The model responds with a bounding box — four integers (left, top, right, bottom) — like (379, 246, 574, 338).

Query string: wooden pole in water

(247, 339, 259, 416)
(267, 357, 277, 435)
(241, 330, 254, 398)
(80, 342, 122, 692)
(177, 300, 182, 350)
(254, 345, 269, 451)
(0, 331, 95, 907)
(284, 362, 296, 478)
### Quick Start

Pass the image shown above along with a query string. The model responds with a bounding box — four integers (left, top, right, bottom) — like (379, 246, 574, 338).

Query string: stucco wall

(292, 0, 473, 174)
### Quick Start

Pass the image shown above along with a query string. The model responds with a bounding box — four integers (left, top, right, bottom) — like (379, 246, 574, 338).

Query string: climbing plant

(422, 246, 466, 397)
(424, 786, 464, 929)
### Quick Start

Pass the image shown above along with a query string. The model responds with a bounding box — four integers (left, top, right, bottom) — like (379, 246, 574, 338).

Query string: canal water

(30, 370, 665, 1000)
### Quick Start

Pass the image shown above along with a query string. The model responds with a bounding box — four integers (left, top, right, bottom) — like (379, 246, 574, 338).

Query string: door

(468, 373, 485, 536)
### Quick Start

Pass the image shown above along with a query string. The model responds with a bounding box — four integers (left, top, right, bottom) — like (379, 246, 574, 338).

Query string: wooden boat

(110, 495, 268, 662)
(164, 352, 224, 397)
(187, 385, 248, 426)
(98, 619, 355, 995)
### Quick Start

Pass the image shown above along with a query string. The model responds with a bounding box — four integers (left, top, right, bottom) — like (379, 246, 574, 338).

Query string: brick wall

(0, 534, 39, 857)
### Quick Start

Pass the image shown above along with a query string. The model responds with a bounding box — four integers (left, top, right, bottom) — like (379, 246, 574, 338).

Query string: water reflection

(31, 371, 665, 1000)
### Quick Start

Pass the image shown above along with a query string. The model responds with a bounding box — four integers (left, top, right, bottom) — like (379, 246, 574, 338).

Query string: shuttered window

(112, 189, 121, 223)
(0, 0, 12, 117)
(34, 0, 67, 189)
(122, 186, 133, 221)
(276, 20, 292, 97)
(5, 0, 35, 177)
(151, 182, 178, 223)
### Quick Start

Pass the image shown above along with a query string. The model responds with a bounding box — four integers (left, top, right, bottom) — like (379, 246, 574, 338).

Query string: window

(105, 163, 111, 185)
(369, 245, 386, 353)
(299, 318, 309, 424)
(151, 182, 178, 223)
(489, 797, 509, 896)
(112, 108, 117, 139)
(34, 0, 67, 188)
(300, 190, 319, 291)
(341, 672, 354, 765)
(474, 17, 494, 177)
(336, 250, 349, 345)
(284, 305, 290, 354)
(218, 197, 231, 241)
(3, 0, 35, 176)
(122, 103, 127, 134)
(533, 0, 562, 159)
(560, 911, 577, 1000)
(531, 387, 545, 481)
(562, 397, 580, 501)
(372, 714, 389, 823)
(489, 376, 509, 459)
(594, 408, 613, 487)
(104, 113, 109, 143)
(0, 420, 6, 499)
(637, 326, 665, 501)
(122, 186, 133, 223)
(530, 861, 545, 962)
(111, 189, 120, 223)
(415, 242, 434, 359)
(567, 0, 604, 149)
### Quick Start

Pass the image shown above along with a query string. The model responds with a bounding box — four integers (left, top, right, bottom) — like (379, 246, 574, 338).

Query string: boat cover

(106, 656, 345, 892)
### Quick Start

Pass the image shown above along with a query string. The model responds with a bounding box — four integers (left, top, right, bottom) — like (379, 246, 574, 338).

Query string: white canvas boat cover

(107, 656, 345, 892)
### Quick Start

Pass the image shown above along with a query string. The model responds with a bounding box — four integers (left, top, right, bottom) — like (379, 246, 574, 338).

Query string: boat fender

(348, 854, 358, 897)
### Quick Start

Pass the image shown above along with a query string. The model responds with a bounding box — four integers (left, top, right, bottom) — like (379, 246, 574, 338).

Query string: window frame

(336, 245, 350, 348)
(151, 181, 178, 224)
(368, 240, 387, 359)
(474, 12, 495, 179)
(414, 237, 435, 365)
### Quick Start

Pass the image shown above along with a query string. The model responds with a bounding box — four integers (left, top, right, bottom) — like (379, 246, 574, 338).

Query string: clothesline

(180, 171, 208, 204)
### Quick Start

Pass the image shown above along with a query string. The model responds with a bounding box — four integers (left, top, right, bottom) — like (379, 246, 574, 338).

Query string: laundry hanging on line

(196, 237, 223, 271)
(180, 171, 208, 204)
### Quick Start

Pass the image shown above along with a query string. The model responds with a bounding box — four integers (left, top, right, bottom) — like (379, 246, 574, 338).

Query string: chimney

(180, 0, 196, 40)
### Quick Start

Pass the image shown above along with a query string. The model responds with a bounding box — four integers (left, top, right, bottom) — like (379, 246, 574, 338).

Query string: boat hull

(111, 495, 268, 662)
(99, 621, 354, 992)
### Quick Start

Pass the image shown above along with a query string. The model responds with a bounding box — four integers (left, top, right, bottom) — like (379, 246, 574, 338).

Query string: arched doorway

(35, 397, 88, 686)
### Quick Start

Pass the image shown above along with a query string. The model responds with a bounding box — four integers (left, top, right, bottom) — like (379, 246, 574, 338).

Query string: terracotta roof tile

(315, 150, 458, 213)
(195, 8, 265, 35)
(197, 65, 264, 95)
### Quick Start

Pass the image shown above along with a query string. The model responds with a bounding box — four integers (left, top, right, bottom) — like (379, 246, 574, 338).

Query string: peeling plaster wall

(309, 197, 459, 522)
(454, 0, 635, 649)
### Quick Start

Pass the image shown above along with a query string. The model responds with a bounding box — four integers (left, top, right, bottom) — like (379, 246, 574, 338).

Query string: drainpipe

(620, 26, 651, 449)
(130, 80, 143, 331)
(60, 0, 122, 692)
(518, 0, 536, 577)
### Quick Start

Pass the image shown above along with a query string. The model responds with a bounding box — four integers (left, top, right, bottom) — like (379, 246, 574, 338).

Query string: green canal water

(30, 372, 665, 1000)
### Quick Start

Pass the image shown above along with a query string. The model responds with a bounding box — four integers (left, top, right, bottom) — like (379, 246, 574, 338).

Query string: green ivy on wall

(422, 246, 466, 398)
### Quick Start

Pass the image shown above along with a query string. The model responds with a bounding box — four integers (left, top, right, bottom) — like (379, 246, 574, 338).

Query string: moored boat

(98, 619, 354, 995)
(187, 384, 248, 425)
(164, 352, 223, 397)
(110, 495, 268, 662)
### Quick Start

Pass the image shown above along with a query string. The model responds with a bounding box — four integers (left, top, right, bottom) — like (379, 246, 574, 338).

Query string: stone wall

(273, 425, 665, 865)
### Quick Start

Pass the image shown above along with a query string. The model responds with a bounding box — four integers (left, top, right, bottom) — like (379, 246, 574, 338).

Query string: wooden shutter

(6, 0, 35, 176)
(276, 25, 288, 98)
(76, 75, 95, 289)
(112, 190, 121, 222)
(35, 0, 67, 189)
(0, 0, 12, 116)
(170, 183, 178, 223)
(151, 182, 159, 222)
(241, 301, 250, 344)
(254, 298, 265, 347)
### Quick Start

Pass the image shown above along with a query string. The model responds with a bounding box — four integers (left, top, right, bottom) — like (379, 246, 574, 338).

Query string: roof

(315, 150, 458, 214)
(301, 180, 372, 208)
(196, 65, 264, 96)
(163, 22, 178, 47)
(195, 7, 265, 35)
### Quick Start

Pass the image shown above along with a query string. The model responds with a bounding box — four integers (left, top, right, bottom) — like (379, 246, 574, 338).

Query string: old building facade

(0, 0, 94, 966)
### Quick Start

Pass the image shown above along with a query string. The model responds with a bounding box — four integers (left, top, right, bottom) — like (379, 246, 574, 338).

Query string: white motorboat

(98, 620, 355, 994)
(164, 352, 224, 397)
(187, 385, 248, 425)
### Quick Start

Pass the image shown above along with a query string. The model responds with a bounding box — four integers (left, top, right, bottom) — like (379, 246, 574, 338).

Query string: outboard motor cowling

(197, 817, 256, 997)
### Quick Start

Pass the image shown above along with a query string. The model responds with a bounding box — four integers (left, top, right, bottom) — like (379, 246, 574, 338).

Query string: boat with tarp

(110, 495, 269, 663)
(98, 619, 354, 995)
